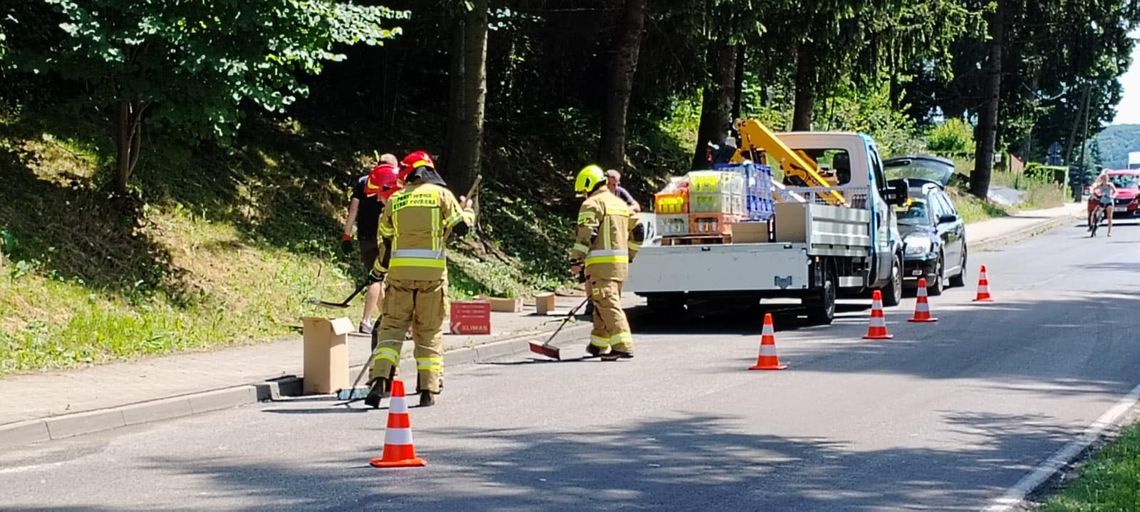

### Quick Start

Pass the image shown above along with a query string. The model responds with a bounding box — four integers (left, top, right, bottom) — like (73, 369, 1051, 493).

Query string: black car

(884, 156, 968, 295)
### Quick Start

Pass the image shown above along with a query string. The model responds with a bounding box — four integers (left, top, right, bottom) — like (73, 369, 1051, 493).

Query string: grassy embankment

(0, 107, 685, 376)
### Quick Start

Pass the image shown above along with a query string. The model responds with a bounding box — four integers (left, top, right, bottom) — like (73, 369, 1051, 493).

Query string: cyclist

(1088, 173, 1118, 237)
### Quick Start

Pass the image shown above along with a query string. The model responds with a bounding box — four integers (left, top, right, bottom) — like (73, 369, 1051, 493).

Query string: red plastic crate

(450, 300, 491, 335)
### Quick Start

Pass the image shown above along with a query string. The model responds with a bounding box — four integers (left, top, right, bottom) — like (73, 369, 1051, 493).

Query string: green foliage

(23, 0, 406, 179)
(816, 84, 924, 156)
(926, 119, 975, 154)
(1044, 421, 1140, 511)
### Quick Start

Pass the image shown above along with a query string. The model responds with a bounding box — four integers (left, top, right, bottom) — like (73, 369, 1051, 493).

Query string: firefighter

(364, 150, 474, 407)
(569, 164, 644, 361)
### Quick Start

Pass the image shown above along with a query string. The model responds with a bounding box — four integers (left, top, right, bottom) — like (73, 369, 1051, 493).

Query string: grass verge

(1042, 421, 1140, 511)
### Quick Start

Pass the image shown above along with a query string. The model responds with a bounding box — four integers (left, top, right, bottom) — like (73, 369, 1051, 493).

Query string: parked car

(884, 157, 968, 295)
(1104, 170, 1139, 216)
(1084, 170, 1139, 222)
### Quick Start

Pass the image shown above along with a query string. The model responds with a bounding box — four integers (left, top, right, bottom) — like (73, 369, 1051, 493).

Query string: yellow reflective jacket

(374, 182, 474, 281)
(569, 188, 640, 281)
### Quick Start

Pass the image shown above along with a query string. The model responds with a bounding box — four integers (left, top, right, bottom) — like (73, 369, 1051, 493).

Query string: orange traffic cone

(973, 264, 994, 302)
(748, 313, 787, 370)
(908, 277, 938, 323)
(863, 290, 893, 340)
(369, 379, 425, 468)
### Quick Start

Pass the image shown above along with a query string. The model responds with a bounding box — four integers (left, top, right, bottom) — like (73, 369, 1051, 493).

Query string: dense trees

(1, 0, 1138, 199)
(3, 0, 405, 192)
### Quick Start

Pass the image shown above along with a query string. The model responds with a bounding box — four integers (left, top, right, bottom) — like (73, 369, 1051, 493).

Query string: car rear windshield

(884, 159, 952, 185)
(894, 198, 930, 225)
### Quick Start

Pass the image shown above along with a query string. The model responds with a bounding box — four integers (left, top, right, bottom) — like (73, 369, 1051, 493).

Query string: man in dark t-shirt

(605, 169, 641, 212)
(342, 153, 399, 334)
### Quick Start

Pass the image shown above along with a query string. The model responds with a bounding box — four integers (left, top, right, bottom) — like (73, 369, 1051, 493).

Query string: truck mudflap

(627, 243, 812, 294)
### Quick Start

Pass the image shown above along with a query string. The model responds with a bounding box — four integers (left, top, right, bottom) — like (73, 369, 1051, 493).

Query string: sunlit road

(3, 217, 1140, 511)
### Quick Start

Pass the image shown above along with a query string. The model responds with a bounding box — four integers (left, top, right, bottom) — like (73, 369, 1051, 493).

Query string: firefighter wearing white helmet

(569, 164, 644, 360)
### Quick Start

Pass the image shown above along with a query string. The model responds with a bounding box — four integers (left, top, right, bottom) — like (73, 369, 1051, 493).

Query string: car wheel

(805, 269, 837, 325)
(949, 247, 967, 288)
(928, 254, 944, 296)
(880, 255, 903, 307)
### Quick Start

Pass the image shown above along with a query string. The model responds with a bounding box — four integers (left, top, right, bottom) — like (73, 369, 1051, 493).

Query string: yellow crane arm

(730, 119, 847, 206)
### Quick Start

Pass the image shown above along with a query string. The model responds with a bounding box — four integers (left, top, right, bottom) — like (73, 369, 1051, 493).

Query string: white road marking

(983, 381, 1140, 512)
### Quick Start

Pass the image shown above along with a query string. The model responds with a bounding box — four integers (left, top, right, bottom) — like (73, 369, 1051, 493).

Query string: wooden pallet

(661, 234, 732, 246)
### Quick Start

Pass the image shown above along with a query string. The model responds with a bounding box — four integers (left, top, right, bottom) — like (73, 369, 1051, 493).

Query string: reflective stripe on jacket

(377, 182, 474, 281)
(570, 189, 633, 281)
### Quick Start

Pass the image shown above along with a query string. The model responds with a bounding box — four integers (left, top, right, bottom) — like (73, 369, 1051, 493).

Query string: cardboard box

(482, 296, 523, 313)
(301, 316, 353, 395)
(451, 300, 491, 335)
(535, 293, 557, 315)
(730, 222, 770, 243)
(774, 202, 807, 242)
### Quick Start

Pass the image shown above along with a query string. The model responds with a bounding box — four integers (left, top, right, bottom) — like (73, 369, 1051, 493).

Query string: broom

(528, 297, 590, 360)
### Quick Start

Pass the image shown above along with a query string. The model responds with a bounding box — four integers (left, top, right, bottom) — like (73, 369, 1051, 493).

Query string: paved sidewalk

(968, 202, 1085, 246)
(0, 202, 1083, 446)
(0, 294, 610, 428)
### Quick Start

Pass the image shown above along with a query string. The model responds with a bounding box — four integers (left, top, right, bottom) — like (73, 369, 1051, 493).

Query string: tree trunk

(597, 0, 648, 170)
(114, 100, 145, 193)
(445, 0, 488, 193)
(970, 0, 1004, 198)
(732, 45, 746, 120)
(691, 39, 737, 170)
(792, 41, 817, 131)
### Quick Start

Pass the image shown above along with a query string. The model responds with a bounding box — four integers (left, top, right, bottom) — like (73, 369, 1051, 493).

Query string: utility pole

(1076, 85, 1093, 202)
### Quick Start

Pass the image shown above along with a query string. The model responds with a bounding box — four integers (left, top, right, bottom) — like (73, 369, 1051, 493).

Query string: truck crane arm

(730, 119, 847, 206)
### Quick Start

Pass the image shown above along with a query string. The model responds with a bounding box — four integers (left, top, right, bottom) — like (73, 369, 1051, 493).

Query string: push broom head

(528, 342, 561, 360)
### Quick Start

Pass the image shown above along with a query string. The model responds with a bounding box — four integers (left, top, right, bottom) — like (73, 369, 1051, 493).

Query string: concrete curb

(0, 321, 593, 450)
(972, 212, 1079, 252)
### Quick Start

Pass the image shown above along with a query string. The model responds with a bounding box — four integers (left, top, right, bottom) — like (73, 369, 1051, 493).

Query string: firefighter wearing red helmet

(364, 150, 475, 407)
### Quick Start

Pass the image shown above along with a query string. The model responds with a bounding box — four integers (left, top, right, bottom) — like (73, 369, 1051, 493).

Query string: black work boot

(601, 350, 634, 361)
(363, 377, 390, 409)
(585, 344, 608, 357)
(418, 390, 437, 407)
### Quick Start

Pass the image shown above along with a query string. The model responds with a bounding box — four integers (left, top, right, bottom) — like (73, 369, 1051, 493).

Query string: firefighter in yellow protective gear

(364, 150, 475, 408)
(569, 164, 644, 361)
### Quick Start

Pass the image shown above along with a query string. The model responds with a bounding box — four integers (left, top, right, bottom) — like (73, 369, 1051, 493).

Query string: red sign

(450, 300, 491, 335)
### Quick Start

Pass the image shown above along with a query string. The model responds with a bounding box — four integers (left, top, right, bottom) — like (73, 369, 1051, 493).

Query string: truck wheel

(805, 271, 836, 325)
(880, 256, 902, 307)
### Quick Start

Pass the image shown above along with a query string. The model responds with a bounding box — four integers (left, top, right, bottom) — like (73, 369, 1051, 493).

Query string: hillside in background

(1096, 124, 1140, 168)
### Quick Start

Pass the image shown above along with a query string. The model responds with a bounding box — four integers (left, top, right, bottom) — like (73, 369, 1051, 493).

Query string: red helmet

(364, 163, 401, 202)
(398, 150, 435, 182)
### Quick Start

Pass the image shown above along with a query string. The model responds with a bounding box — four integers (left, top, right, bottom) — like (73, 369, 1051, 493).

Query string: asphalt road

(3, 217, 1140, 511)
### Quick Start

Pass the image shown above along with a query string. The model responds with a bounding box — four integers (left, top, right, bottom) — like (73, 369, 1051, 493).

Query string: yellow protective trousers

(588, 277, 633, 353)
(369, 278, 447, 393)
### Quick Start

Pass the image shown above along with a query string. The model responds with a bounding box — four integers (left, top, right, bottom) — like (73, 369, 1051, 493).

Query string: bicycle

(1090, 202, 1107, 237)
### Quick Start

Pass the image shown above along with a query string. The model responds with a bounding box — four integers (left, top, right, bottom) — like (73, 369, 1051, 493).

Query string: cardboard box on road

(481, 296, 523, 313)
(535, 293, 557, 315)
(301, 317, 353, 395)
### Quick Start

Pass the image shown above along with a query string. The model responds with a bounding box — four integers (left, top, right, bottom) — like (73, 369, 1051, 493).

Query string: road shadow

(108, 411, 1077, 511)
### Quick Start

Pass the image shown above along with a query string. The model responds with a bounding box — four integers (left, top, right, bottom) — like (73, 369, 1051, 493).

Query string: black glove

(367, 268, 387, 284)
(340, 234, 354, 255)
